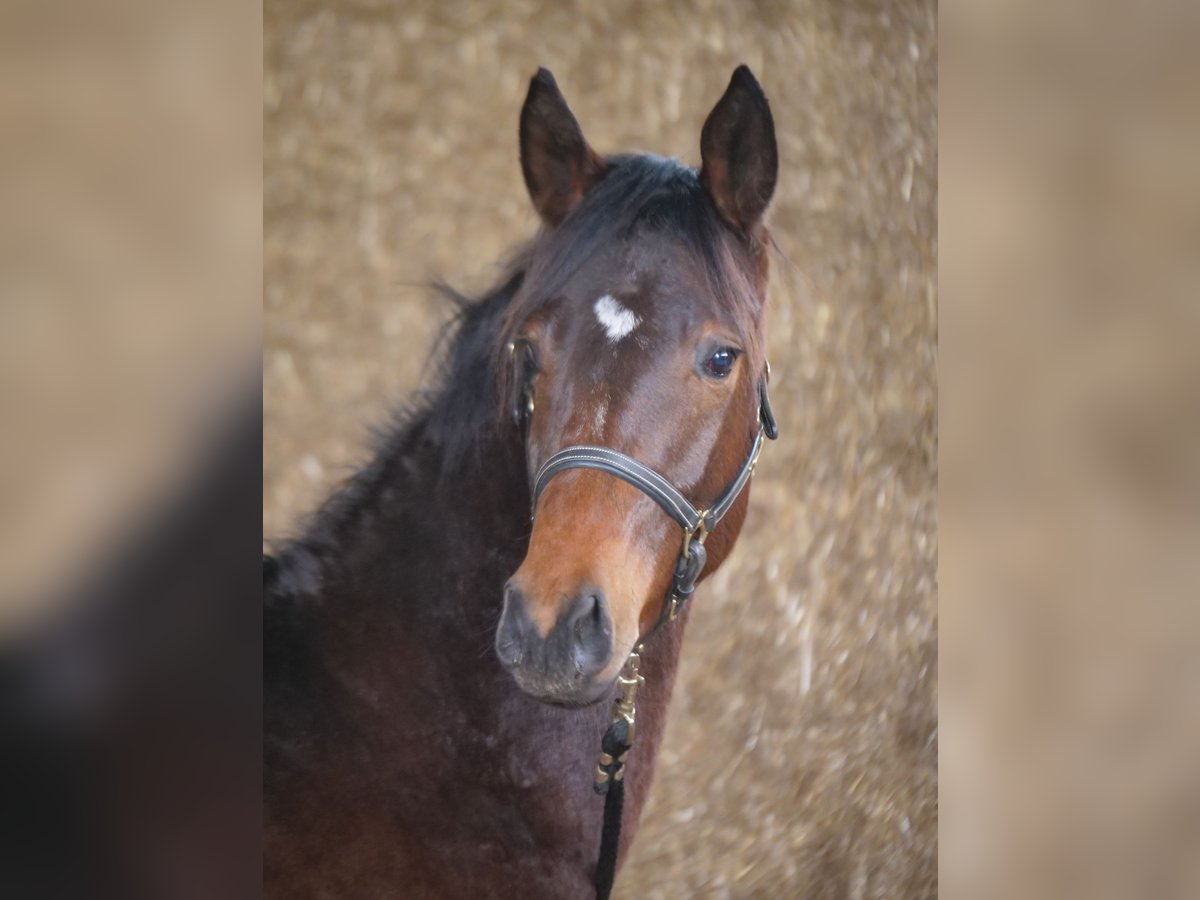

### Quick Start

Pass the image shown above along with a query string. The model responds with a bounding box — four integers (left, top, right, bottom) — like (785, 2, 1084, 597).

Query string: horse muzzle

(495, 580, 615, 707)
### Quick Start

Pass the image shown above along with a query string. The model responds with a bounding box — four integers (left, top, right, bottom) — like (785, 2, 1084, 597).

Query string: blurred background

(1, 0, 261, 897)
(940, 1, 1200, 897)
(0, 0, 259, 632)
(265, 1, 937, 897)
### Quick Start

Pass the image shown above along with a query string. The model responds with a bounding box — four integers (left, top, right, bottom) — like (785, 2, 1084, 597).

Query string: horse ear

(700, 65, 778, 234)
(519, 68, 606, 226)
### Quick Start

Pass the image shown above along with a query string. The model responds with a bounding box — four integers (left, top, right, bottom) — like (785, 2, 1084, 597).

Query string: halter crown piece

(508, 341, 778, 900)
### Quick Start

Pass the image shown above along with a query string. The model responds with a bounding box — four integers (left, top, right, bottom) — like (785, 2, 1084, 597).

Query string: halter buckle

(680, 509, 711, 559)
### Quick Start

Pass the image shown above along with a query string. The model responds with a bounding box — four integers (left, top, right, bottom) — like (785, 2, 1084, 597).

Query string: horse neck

(315, 410, 530, 650)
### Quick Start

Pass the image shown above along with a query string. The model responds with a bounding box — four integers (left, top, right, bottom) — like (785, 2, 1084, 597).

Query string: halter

(509, 342, 778, 899)
(527, 375, 777, 630)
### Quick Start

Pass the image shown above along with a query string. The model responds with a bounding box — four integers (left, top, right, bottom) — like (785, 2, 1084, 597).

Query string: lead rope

(592, 535, 707, 900)
(592, 648, 643, 900)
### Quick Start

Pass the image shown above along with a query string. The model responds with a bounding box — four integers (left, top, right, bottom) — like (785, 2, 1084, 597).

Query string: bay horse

(265, 65, 779, 899)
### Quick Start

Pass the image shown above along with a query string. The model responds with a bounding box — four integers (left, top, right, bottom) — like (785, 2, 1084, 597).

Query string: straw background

(264, 1, 937, 896)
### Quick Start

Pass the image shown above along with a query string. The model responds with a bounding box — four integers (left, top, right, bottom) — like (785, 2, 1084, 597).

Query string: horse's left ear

(700, 65, 778, 234)
(519, 68, 606, 226)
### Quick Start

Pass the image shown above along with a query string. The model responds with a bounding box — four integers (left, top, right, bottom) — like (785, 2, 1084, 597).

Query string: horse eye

(519, 341, 539, 376)
(701, 347, 739, 379)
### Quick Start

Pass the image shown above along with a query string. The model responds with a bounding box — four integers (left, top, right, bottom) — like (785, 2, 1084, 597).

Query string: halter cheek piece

(508, 341, 778, 900)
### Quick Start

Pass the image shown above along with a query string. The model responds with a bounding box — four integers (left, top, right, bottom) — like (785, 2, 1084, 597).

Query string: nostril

(496, 621, 521, 669)
(567, 592, 612, 676)
(573, 595, 596, 635)
(495, 583, 529, 669)
(566, 591, 601, 626)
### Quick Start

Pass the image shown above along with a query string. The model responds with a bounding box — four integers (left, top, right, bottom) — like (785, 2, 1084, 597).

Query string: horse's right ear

(519, 68, 606, 226)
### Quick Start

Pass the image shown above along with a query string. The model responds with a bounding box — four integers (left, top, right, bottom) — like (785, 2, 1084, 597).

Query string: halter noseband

(525, 374, 777, 629)
(508, 342, 778, 900)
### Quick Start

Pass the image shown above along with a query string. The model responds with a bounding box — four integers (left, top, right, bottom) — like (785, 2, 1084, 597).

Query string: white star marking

(593, 294, 640, 343)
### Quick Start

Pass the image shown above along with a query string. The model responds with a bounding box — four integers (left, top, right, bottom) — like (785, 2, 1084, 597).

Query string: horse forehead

(542, 228, 716, 317)
(547, 247, 723, 362)
(560, 287, 697, 360)
(578, 266, 710, 328)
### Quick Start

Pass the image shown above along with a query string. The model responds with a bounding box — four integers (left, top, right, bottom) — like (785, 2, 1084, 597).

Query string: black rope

(593, 699, 634, 899)
(589, 542, 704, 899)
(594, 773, 624, 900)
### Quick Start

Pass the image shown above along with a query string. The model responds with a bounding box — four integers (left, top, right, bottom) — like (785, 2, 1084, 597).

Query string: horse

(265, 65, 779, 899)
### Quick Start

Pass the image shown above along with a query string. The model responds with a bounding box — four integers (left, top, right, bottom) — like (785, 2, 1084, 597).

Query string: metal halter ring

(681, 510, 710, 559)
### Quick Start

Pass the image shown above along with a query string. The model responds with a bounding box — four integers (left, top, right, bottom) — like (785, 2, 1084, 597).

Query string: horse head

(495, 67, 778, 707)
